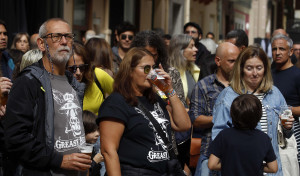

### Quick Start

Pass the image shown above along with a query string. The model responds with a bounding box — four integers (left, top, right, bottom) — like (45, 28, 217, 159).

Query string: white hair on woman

(20, 49, 42, 71)
(200, 38, 217, 54)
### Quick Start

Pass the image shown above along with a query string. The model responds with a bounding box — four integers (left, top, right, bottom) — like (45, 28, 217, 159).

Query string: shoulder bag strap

(137, 100, 177, 159)
(94, 71, 105, 99)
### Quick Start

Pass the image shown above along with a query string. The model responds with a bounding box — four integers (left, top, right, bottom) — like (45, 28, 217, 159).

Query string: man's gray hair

(38, 18, 70, 38)
(271, 34, 293, 49)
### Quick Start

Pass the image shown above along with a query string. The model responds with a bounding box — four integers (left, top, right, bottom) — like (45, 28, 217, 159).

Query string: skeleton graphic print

(50, 75, 85, 153)
(135, 102, 171, 162)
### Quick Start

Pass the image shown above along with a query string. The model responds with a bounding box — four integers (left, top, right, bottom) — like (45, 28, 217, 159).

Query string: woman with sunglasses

(67, 42, 113, 115)
(97, 47, 191, 176)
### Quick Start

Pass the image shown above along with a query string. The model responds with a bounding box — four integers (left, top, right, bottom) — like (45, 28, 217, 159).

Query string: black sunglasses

(138, 65, 155, 74)
(67, 64, 88, 73)
(120, 34, 134, 41)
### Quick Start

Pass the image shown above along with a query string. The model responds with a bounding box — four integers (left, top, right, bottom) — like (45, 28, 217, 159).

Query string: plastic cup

(280, 105, 292, 125)
(146, 69, 170, 92)
(78, 143, 94, 156)
(1, 92, 8, 106)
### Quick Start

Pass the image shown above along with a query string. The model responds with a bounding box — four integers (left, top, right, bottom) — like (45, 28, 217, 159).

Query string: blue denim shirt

(212, 86, 293, 176)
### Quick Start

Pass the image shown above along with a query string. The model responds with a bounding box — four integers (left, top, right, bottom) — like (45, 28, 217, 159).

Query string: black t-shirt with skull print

(97, 92, 172, 174)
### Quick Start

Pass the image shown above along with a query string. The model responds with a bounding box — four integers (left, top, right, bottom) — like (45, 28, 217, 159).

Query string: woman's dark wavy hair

(231, 94, 262, 130)
(70, 41, 93, 87)
(131, 30, 169, 71)
(113, 47, 156, 106)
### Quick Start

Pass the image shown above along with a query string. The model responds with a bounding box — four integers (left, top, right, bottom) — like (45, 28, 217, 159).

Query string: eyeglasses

(42, 33, 75, 43)
(67, 64, 88, 73)
(120, 34, 134, 41)
(138, 65, 155, 74)
(185, 30, 197, 34)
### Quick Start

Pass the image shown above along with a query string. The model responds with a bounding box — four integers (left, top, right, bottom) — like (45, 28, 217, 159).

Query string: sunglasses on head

(120, 34, 134, 41)
(67, 64, 88, 73)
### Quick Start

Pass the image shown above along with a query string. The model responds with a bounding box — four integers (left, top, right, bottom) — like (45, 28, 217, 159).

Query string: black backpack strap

(137, 100, 177, 159)
(94, 71, 105, 98)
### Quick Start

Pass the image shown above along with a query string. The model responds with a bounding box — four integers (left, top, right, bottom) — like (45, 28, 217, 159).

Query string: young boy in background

(83, 110, 103, 176)
(208, 94, 278, 175)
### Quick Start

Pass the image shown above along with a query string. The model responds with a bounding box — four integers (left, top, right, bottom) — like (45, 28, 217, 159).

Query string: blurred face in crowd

(184, 26, 200, 40)
(272, 38, 293, 66)
(145, 46, 158, 62)
(117, 31, 134, 50)
(67, 53, 86, 82)
(131, 54, 155, 95)
(207, 34, 214, 40)
(0, 24, 8, 51)
(85, 130, 100, 144)
(164, 38, 170, 47)
(293, 44, 300, 60)
(225, 37, 237, 46)
(16, 35, 30, 53)
(183, 39, 198, 62)
(41, 20, 73, 66)
(243, 57, 264, 92)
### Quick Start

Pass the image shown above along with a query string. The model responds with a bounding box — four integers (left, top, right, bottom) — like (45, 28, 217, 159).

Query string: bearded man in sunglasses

(112, 21, 136, 73)
(3, 18, 92, 176)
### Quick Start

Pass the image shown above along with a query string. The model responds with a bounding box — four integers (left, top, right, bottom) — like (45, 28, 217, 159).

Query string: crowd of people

(0, 17, 299, 176)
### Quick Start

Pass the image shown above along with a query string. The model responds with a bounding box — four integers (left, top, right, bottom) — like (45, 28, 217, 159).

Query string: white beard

(47, 45, 72, 65)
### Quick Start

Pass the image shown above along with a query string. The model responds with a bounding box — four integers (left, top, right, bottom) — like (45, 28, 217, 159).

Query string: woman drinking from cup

(97, 47, 191, 175)
(211, 45, 294, 175)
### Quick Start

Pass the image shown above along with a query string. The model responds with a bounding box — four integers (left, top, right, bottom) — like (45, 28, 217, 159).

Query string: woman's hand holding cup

(280, 105, 294, 130)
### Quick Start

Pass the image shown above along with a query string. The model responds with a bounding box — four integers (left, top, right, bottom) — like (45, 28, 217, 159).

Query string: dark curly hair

(131, 30, 169, 71)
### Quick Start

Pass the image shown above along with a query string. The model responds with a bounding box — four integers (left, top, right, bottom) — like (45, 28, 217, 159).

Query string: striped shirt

(294, 119, 300, 163)
(255, 93, 268, 134)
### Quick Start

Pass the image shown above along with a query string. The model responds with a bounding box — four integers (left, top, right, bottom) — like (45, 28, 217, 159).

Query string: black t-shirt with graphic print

(97, 92, 172, 174)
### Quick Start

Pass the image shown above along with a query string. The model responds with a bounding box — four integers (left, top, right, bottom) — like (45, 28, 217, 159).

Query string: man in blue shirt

(189, 42, 240, 176)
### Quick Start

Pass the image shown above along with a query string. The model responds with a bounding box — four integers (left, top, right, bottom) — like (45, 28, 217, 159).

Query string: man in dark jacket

(0, 19, 13, 175)
(2, 18, 91, 176)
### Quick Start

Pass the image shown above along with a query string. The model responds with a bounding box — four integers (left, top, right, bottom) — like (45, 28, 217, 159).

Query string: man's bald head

(215, 42, 240, 80)
(272, 28, 287, 37)
(216, 42, 239, 59)
(30, 33, 39, 49)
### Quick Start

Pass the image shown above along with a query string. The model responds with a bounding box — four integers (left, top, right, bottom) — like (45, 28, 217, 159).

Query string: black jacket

(2, 59, 85, 175)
